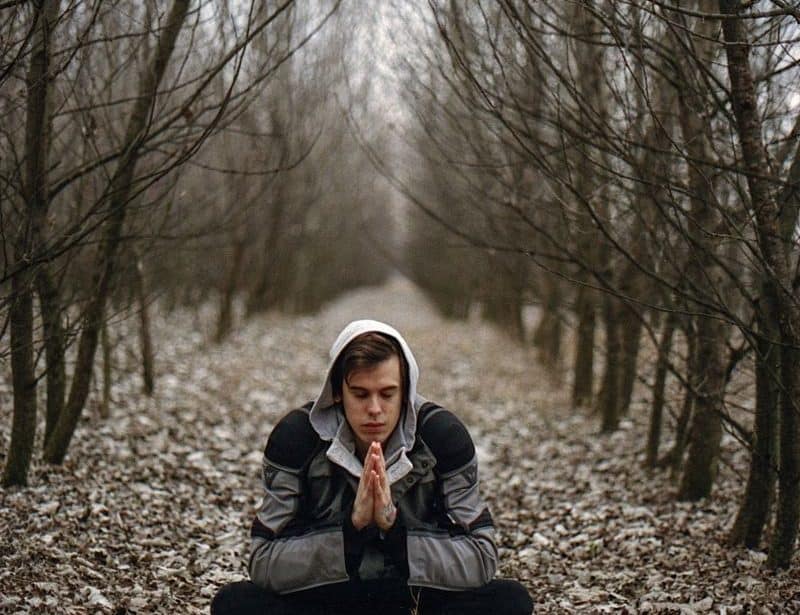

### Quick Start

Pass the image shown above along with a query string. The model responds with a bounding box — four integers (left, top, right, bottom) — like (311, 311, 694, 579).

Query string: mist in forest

(2, 1, 800, 609)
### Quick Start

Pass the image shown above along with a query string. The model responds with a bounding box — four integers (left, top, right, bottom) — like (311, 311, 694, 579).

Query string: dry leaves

(1, 278, 798, 613)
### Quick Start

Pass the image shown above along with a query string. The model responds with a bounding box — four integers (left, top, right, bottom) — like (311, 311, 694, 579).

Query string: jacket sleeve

(407, 409, 498, 590)
(248, 409, 350, 594)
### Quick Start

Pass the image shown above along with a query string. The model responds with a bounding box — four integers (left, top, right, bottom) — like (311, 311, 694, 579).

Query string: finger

(371, 442, 383, 468)
(357, 469, 369, 497)
(374, 483, 384, 509)
(368, 470, 379, 499)
(371, 471, 388, 505)
(377, 445, 389, 477)
(359, 451, 377, 490)
(357, 475, 367, 500)
(362, 448, 375, 477)
(354, 481, 367, 511)
(373, 451, 389, 488)
(358, 472, 374, 506)
(361, 452, 378, 491)
(372, 455, 388, 492)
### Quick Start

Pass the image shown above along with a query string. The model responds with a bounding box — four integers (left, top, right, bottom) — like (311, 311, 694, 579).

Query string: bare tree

(2, 0, 345, 480)
(718, 0, 800, 569)
(3, 0, 61, 487)
(388, 0, 800, 565)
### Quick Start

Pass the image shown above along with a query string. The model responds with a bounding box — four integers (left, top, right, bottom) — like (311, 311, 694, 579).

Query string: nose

(366, 396, 381, 415)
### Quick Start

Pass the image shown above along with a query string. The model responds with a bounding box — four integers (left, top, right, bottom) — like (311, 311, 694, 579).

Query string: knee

(492, 579, 533, 615)
(210, 580, 263, 615)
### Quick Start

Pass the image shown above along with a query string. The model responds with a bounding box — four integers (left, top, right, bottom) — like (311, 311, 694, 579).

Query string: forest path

(1, 277, 796, 613)
(315, 275, 566, 428)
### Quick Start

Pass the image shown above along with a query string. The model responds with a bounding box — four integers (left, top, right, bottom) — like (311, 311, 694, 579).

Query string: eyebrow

(348, 385, 399, 392)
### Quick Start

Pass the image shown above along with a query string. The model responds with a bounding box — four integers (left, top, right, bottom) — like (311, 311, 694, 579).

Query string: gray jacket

(248, 320, 498, 593)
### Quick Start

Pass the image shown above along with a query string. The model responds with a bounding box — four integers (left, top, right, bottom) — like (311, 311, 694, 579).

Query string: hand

(351, 442, 396, 531)
(351, 442, 379, 530)
(371, 443, 396, 532)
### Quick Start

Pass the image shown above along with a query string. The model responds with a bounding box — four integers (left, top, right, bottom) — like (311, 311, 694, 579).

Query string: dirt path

(1, 277, 797, 613)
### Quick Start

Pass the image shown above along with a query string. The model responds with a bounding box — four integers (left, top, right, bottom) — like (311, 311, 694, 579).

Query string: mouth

(362, 424, 385, 433)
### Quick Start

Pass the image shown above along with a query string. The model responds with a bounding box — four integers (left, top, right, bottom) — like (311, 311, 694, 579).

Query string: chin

(361, 433, 386, 445)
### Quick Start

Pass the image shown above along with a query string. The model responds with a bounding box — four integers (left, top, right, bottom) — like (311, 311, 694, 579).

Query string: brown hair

(331, 332, 409, 406)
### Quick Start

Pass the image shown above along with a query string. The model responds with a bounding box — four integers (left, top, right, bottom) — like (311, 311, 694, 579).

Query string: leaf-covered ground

(1, 277, 798, 614)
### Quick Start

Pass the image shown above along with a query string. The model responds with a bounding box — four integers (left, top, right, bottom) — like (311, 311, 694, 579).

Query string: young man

(211, 320, 532, 614)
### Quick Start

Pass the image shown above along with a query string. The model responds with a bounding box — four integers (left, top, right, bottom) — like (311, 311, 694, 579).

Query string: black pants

(211, 578, 533, 615)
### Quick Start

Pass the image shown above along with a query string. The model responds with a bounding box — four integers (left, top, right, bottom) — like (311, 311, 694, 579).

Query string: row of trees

(390, 0, 800, 568)
(4, 0, 799, 572)
(1, 1, 391, 487)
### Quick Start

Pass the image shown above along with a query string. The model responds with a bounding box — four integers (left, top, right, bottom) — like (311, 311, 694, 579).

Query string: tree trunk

(99, 319, 112, 419)
(247, 201, 286, 314)
(618, 304, 642, 415)
(645, 311, 676, 469)
(728, 315, 778, 548)
(569, 0, 603, 409)
(778, 137, 800, 244)
(216, 237, 245, 343)
(769, 334, 800, 567)
(36, 267, 65, 444)
(3, 0, 60, 487)
(598, 294, 622, 433)
(3, 273, 37, 487)
(672, 9, 726, 499)
(533, 276, 563, 366)
(133, 257, 154, 395)
(247, 112, 289, 316)
(44, 0, 191, 464)
(485, 295, 524, 342)
(484, 270, 525, 342)
(719, 0, 800, 567)
(571, 284, 596, 408)
(666, 327, 695, 477)
(678, 315, 725, 500)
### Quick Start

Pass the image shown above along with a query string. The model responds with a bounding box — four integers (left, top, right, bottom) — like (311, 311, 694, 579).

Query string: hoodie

(249, 320, 498, 594)
(309, 319, 425, 486)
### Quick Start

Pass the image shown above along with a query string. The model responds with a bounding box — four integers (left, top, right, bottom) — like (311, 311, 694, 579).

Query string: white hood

(309, 319, 424, 484)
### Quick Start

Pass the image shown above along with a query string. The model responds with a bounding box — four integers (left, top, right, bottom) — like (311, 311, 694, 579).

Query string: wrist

(376, 502, 397, 531)
(351, 511, 370, 531)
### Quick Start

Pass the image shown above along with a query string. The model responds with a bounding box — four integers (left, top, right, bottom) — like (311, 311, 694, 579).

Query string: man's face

(341, 355, 403, 458)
